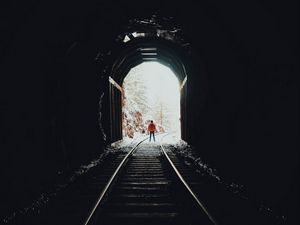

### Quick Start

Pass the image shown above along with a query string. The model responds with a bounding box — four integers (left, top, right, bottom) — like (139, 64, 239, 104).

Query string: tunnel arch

(108, 37, 188, 143)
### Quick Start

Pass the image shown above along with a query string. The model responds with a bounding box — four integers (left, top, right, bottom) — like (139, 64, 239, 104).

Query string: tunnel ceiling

(93, 14, 191, 85)
(110, 38, 189, 85)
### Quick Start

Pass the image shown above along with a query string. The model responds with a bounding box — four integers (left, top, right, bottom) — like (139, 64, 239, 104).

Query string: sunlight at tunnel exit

(123, 61, 181, 139)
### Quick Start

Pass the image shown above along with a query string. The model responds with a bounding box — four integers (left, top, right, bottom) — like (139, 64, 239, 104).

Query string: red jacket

(148, 123, 156, 132)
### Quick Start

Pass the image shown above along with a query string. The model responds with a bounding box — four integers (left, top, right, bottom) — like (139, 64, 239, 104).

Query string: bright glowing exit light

(123, 62, 181, 140)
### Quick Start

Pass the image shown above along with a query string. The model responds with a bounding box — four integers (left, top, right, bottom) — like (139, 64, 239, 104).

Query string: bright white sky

(139, 62, 180, 106)
(123, 61, 181, 137)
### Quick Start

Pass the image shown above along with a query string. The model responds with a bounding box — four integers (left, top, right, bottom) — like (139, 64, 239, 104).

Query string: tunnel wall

(1, 0, 298, 222)
(109, 83, 122, 143)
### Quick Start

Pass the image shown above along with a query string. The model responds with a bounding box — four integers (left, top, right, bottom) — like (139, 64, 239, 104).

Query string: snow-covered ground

(111, 132, 180, 151)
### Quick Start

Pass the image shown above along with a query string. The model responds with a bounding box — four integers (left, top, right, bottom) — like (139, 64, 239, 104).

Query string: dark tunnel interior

(0, 0, 298, 224)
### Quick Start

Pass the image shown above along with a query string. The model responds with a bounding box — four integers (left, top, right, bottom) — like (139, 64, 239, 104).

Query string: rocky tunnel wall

(0, 0, 298, 221)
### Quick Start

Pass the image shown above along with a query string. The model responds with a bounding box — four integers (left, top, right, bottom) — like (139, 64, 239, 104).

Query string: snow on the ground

(112, 133, 147, 147)
(159, 132, 181, 144)
(111, 132, 181, 151)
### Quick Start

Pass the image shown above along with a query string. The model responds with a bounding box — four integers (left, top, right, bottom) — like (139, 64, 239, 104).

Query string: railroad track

(5, 136, 283, 225)
(84, 136, 218, 225)
(7, 136, 218, 225)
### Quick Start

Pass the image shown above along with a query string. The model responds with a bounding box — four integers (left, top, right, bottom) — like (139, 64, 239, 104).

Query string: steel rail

(159, 140, 219, 225)
(84, 137, 149, 225)
(84, 133, 218, 225)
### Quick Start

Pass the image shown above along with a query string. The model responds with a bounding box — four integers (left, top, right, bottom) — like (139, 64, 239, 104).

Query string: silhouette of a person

(148, 120, 156, 142)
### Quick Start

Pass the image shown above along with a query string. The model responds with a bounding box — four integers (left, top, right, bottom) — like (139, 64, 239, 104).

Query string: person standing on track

(148, 120, 156, 142)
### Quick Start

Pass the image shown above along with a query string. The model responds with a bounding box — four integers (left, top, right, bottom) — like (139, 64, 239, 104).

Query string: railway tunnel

(0, 0, 298, 224)
(108, 38, 188, 142)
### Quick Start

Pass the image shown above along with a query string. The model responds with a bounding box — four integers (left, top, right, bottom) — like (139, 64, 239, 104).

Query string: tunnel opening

(108, 38, 188, 144)
(122, 61, 181, 141)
